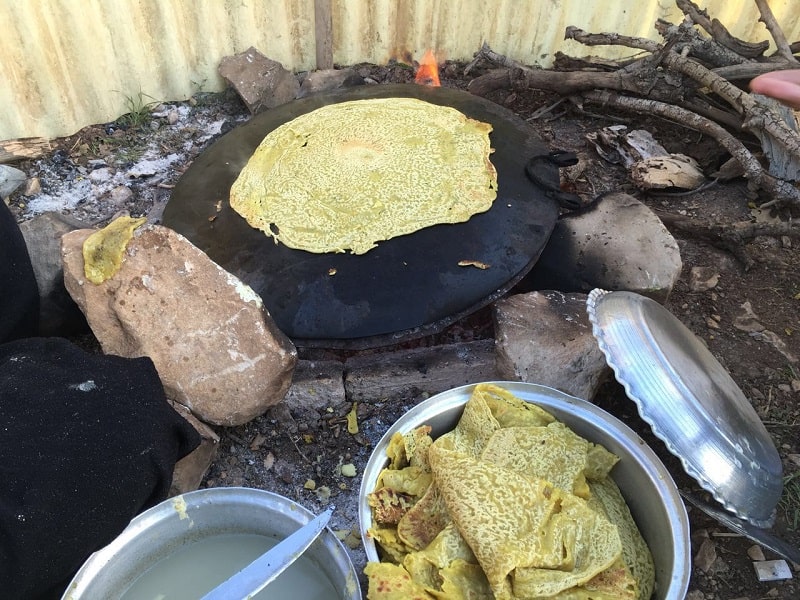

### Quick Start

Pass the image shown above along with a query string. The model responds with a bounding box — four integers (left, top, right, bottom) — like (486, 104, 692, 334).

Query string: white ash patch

(18, 95, 249, 224)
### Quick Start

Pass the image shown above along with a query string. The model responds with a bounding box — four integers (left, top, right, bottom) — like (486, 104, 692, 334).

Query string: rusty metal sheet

(2, 0, 797, 140)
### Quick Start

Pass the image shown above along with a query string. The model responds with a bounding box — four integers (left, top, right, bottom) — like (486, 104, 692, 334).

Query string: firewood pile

(464, 0, 800, 225)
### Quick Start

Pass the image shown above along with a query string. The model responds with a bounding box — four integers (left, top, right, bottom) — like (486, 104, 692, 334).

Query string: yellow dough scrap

(82, 216, 147, 284)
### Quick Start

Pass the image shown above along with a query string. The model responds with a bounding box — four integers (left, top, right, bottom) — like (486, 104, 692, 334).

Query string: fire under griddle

(162, 84, 559, 349)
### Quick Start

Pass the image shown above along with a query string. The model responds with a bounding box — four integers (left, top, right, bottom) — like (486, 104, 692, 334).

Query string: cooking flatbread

(230, 97, 498, 255)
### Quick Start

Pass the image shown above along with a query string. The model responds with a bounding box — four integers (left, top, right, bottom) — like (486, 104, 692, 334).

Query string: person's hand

(750, 69, 800, 109)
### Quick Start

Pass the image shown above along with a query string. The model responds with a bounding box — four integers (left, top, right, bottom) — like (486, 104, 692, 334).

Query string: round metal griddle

(162, 84, 559, 348)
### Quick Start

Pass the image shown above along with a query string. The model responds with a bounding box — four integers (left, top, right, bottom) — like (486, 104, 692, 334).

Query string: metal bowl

(358, 381, 690, 600)
(62, 487, 361, 599)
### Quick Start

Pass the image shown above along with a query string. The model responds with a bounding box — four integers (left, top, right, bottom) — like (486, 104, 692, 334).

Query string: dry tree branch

(581, 90, 800, 209)
(654, 209, 800, 270)
(467, 1, 800, 210)
(465, 41, 528, 75)
(566, 26, 800, 177)
(676, 0, 769, 59)
(653, 18, 753, 67)
(754, 0, 798, 63)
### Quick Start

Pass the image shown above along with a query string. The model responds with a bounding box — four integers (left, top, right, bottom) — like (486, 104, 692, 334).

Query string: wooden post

(314, 0, 333, 70)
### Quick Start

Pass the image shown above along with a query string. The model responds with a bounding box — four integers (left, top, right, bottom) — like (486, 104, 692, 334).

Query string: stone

(523, 192, 682, 303)
(284, 359, 346, 411)
(493, 291, 610, 400)
(344, 339, 499, 403)
(297, 68, 364, 98)
(109, 185, 133, 205)
(169, 402, 219, 496)
(61, 224, 297, 426)
(0, 164, 27, 198)
(689, 266, 720, 292)
(747, 544, 766, 561)
(218, 47, 300, 114)
(18, 211, 89, 336)
(23, 176, 41, 196)
(630, 154, 706, 190)
(694, 537, 717, 573)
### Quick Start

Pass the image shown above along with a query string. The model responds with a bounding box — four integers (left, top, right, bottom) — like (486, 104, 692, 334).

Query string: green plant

(115, 88, 159, 129)
(780, 470, 800, 530)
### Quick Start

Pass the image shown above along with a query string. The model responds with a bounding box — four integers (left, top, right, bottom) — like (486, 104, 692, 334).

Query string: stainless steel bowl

(63, 487, 361, 599)
(358, 381, 690, 600)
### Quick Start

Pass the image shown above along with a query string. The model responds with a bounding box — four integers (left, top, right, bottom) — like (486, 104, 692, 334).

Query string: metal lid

(586, 289, 783, 528)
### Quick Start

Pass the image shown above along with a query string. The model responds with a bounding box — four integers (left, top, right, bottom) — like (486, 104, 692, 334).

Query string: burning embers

(415, 49, 441, 86)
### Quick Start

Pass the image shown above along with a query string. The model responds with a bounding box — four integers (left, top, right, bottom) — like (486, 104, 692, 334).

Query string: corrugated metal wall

(2, 0, 798, 140)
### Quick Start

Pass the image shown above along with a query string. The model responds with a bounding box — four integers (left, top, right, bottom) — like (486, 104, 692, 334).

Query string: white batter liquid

(120, 533, 339, 599)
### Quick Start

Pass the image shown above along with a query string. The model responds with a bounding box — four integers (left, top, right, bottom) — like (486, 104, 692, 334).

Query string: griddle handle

(525, 151, 583, 211)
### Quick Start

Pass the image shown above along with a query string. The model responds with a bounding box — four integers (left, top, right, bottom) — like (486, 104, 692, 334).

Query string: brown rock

(689, 266, 720, 292)
(297, 68, 364, 98)
(218, 47, 299, 114)
(62, 224, 297, 426)
(493, 291, 610, 400)
(694, 537, 717, 573)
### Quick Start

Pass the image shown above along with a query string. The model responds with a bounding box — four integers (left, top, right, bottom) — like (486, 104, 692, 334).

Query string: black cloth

(0, 199, 39, 341)
(0, 207, 200, 598)
(0, 337, 200, 599)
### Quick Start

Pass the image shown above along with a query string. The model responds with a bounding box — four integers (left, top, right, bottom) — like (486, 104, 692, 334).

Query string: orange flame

(415, 50, 441, 86)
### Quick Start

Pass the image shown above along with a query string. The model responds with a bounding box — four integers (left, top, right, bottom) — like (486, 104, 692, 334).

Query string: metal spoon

(199, 505, 335, 600)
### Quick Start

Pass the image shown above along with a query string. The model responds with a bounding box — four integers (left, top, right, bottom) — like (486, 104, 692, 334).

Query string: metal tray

(586, 289, 783, 528)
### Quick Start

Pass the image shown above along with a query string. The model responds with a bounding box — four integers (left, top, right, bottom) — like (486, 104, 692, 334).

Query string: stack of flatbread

(365, 383, 655, 600)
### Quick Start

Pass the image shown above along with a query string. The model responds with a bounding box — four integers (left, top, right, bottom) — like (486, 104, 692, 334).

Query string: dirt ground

(9, 61, 799, 599)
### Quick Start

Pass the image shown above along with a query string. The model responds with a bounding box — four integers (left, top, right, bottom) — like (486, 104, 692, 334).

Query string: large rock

(218, 47, 299, 114)
(493, 291, 610, 400)
(297, 68, 363, 98)
(62, 224, 297, 426)
(524, 192, 682, 303)
(19, 211, 89, 336)
(0, 164, 26, 198)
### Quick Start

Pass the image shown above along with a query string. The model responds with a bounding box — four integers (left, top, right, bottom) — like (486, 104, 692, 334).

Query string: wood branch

(553, 51, 633, 72)
(654, 50, 800, 164)
(712, 62, 800, 82)
(655, 209, 800, 269)
(464, 41, 527, 75)
(676, 0, 713, 32)
(467, 65, 659, 98)
(476, 4, 800, 208)
(754, 0, 798, 63)
(564, 27, 800, 166)
(565, 26, 659, 54)
(0, 138, 51, 164)
(469, 41, 706, 105)
(676, 0, 769, 58)
(581, 90, 800, 210)
(654, 18, 753, 67)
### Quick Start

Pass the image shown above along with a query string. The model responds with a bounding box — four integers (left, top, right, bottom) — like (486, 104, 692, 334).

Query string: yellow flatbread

(230, 97, 498, 255)
(365, 384, 655, 600)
